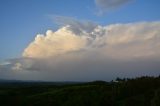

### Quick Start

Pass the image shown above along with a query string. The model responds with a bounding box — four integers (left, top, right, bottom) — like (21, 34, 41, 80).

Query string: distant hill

(0, 79, 84, 86)
(0, 76, 160, 106)
(0, 79, 23, 83)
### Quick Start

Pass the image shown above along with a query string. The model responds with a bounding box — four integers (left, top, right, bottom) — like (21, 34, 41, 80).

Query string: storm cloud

(0, 21, 160, 81)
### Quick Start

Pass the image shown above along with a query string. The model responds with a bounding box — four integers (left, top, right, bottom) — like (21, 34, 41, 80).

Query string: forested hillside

(0, 76, 160, 106)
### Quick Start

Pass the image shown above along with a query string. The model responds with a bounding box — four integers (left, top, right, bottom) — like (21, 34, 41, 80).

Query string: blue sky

(0, 0, 160, 60)
(0, 0, 160, 81)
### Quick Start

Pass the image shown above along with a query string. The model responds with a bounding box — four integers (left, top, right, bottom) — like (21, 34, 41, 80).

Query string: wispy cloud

(51, 15, 98, 35)
(95, 0, 133, 15)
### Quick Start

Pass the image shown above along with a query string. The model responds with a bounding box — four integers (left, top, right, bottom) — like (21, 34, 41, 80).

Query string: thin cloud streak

(95, 0, 133, 15)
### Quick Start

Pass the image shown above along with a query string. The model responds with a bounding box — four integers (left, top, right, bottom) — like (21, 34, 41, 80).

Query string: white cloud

(23, 21, 160, 59)
(0, 21, 160, 81)
(23, 26, 88, 58)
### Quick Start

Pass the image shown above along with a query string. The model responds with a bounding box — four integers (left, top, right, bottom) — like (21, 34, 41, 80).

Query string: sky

(0, 0, 160, 81)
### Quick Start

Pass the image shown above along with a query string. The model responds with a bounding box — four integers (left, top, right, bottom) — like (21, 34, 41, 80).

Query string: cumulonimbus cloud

(23, 21, 160, 59)
(0, 21, 160, 81)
